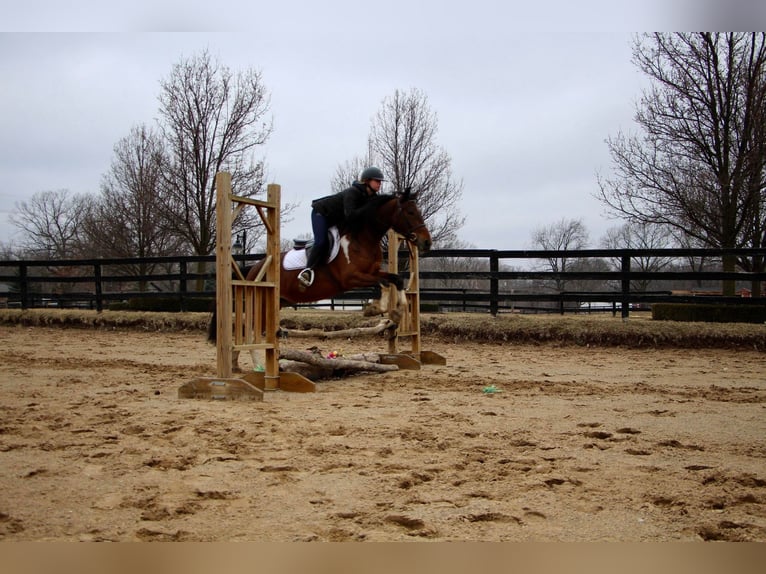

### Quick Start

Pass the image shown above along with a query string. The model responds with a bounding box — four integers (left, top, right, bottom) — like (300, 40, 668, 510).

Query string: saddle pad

(283, 227, 342, 270)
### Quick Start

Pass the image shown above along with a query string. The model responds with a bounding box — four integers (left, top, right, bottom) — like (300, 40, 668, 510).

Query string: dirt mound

(2, 308, 763, 350)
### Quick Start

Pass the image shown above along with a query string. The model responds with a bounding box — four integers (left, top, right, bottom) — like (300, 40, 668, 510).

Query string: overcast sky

(1, 1, 763, 250)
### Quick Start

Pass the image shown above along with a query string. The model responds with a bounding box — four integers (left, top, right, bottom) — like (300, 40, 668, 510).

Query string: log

(280, 319, 397, 340)
(279, 349, 399, 373)
(278, 360, 333, 381)
(343, 352, 386, 363)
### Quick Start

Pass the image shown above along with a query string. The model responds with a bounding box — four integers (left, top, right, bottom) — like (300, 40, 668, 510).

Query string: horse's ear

(401, 186, 412, 201)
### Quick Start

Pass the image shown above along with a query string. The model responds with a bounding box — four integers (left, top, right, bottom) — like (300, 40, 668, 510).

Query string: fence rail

(1, 248, 765, 317)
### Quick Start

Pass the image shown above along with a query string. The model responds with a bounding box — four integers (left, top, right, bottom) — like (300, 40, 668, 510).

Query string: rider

(298, 166, 385, 287)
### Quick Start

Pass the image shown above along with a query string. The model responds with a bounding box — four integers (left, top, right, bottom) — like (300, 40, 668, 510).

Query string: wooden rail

(2, 249, 765, 318)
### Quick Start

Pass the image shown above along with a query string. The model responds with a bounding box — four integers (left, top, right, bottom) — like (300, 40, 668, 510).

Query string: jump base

(241, 370, 317, 393)
(178, 377, 264, 401)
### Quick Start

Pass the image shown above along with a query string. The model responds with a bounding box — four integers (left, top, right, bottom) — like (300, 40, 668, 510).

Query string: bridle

(392, 199, 428, 243)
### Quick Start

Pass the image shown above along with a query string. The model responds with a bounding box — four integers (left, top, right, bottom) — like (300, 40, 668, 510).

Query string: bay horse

(207, 188, 431, 345)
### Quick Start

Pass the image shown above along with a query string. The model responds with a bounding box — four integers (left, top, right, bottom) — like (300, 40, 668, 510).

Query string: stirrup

(298, 268, 314, 287)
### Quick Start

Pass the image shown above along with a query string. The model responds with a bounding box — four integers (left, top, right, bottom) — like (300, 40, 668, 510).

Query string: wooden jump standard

(385, 230, 446, 367)
(179, 174, 443, 399)
(179, 173, 315, 400)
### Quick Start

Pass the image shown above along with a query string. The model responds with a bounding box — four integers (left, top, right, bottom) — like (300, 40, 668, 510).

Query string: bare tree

(530, 218, 589, 291)
(157, 50, 280, 257)
(0, 241, 15, 260)
(740, 78, 766, 295)
(367, 88, 465, 246)
(673, 231, 721, 290)
(78, 125, 183, 289)
(597, 33, 766, 293)
(420, 238, 488, 286)
(331, 154, 373, 193)
(10, 189, 90, 259)
(600, 222, 676, 291)
(82, 125, 179, 258)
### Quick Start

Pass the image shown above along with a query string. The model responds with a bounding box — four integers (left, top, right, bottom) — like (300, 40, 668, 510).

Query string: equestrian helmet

(360, 166, 385, 181)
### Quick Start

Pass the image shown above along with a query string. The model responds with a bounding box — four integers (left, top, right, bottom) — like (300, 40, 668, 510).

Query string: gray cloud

(2, 2, 746, 249)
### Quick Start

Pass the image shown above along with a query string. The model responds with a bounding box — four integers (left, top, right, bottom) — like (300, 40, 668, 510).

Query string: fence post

(620, 255, 630, 320)
(179, 260, 187, 312)
(490, 251, 499, 316)
(19, 263, 28, 310)
(94, 263, 103, 312)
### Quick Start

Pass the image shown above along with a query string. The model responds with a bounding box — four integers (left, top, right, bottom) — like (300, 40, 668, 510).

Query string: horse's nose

(420, 237, 432, 253)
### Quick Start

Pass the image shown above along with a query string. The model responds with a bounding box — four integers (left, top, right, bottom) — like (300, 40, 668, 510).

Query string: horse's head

(393, 187, 432, 254)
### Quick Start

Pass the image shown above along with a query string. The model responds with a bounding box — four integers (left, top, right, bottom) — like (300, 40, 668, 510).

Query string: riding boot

(299, 242, 325, 287)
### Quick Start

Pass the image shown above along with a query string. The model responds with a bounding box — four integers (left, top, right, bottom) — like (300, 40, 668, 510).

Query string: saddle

(283, 227, 342, 271)
(292, 238, 312, 250)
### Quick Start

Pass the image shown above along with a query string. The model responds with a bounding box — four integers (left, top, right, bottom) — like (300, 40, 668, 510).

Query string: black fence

(1, 248, 765, 318)
(418, 248, 766, 316)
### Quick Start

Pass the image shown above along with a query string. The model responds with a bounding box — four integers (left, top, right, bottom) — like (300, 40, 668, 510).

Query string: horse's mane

(342, 193, 399, 235)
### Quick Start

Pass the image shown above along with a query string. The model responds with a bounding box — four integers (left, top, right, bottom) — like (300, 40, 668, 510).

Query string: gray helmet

(360, 166, 385, 181)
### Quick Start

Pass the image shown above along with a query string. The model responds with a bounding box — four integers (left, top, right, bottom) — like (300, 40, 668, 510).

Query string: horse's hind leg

(362, 285, 407, 322)
(229, 348, 264, 372)
(232, 349, 241, 372)
(249, 349, 266, 372)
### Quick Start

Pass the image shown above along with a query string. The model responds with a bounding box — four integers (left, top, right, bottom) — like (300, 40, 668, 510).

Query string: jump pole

(179, 173, 315, 400)
(384, 230, 446, 367)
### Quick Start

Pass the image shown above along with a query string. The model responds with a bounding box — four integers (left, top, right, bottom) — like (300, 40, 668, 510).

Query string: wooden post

(179, 174, 315, 400)
(263, 184, 281, 390)
(385, 230, 445, 366)
(216, 172, 234, 379)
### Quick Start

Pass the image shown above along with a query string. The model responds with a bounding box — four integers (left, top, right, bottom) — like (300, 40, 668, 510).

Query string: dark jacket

(311, 182, 374, 226)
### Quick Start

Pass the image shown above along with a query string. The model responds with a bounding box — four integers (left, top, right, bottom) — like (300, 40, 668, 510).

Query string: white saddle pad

(283, 227, 342, 271)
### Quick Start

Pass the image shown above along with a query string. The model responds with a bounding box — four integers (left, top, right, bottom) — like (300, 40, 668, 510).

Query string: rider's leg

(299, 211, 328, 286)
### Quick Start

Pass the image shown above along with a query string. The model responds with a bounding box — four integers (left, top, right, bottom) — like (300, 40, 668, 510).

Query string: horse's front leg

(381, 272, 404, 290)
(346, 270, 404, 290)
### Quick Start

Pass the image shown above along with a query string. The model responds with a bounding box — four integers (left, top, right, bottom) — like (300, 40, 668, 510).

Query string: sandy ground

(0, 324, 764, 542)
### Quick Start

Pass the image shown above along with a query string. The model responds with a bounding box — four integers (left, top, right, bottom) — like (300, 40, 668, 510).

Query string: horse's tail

(207, 302, 217, 344)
